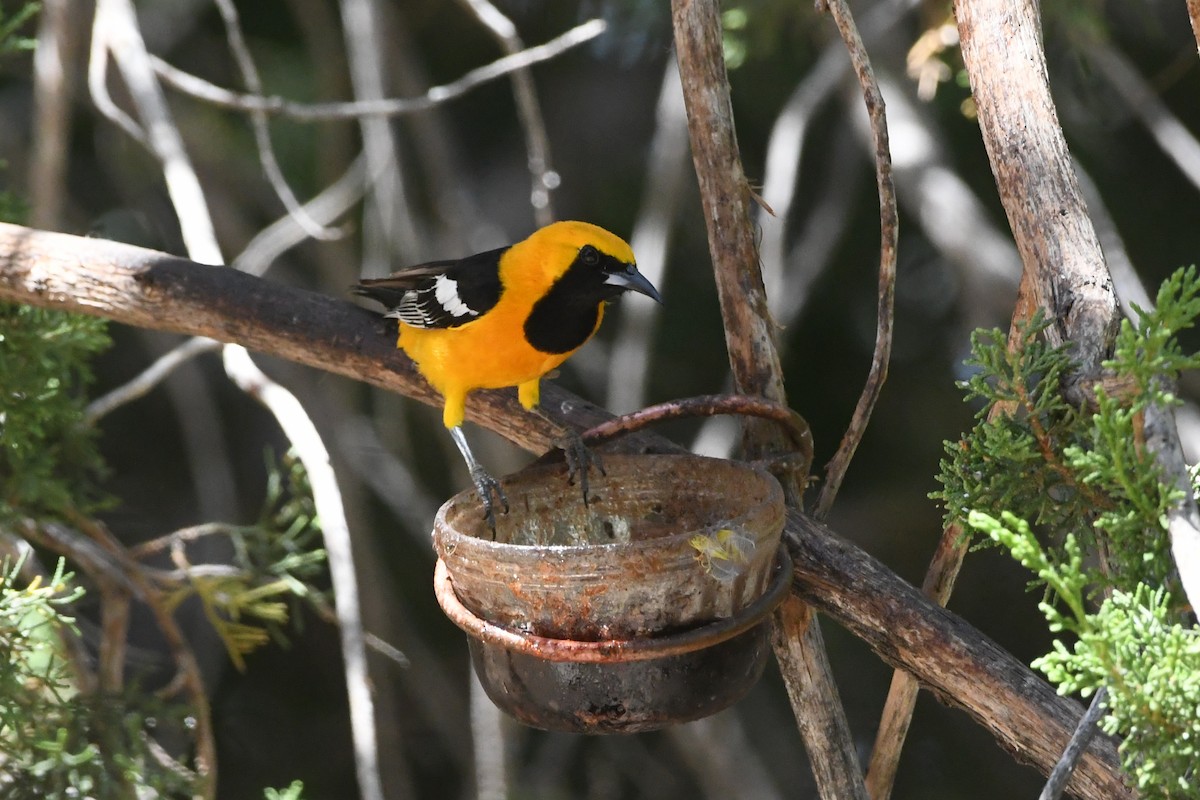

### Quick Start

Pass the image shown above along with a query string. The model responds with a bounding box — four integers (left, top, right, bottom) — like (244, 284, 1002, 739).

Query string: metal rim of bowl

(436, 455, 785, 555)
(434, 544, 793, 664)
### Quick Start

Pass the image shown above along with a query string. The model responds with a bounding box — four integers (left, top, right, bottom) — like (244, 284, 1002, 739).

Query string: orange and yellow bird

(354, 220, 662, 523)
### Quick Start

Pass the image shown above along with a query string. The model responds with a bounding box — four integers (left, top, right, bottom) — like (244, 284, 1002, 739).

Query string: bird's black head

(523, 237, 662, 354)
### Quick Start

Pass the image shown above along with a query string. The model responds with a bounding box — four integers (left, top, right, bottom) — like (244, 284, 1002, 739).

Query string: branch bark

(1191, 0, 1200, 59)
(955, 0, 1119, 378)
(0, 222, 1130, 799)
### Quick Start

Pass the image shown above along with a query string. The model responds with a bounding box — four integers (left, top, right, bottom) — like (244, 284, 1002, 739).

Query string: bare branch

(87, 150, 366, 422)
(1189, 0, 1200, 58)
(955, 0, 1119, 378)
(212, 0, 337, 240)
(785, 509, 1131, 800)
(956, 0, 1200, 611)
(222, 344, 385, 800)
(93, 0, 222, 263)
(668, 712, 783, 800)
(872, 75, 1020, 329)
(469, 670, 509, 800)
(334, 415, 441, 544)
(29, 0, 82, 229)
(234, 153, 368, 276)
(147, 19, 607, 123)
(87, 3, 147, 146)
(459, 0, 558, 225)
(1088, 39, 1200, 195)
(811, 0, 898, 520)
(88, 3, 384, 793)
(1039, 688, 1110, 800)
(1073, 160, 1152, 316)
(86, 336, 219, 424)
(338, 0, 416, 276)
(758, 0, 916, 319)
(868, 269, 1043, 798)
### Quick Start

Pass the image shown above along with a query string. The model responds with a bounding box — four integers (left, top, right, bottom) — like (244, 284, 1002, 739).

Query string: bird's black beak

(604, 263, 664, 304)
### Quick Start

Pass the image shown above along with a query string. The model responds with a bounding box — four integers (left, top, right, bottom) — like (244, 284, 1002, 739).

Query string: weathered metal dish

(432, 454, 789, 733)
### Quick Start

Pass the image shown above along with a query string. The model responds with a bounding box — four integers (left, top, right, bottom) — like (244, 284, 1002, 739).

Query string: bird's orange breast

(397, 292, 604, 397)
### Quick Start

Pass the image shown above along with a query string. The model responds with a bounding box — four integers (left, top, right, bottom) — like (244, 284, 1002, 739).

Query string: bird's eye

(580, 245, 600, 266)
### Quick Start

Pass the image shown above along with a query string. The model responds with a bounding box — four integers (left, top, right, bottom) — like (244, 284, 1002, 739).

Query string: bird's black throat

(523, 253, 625, 354)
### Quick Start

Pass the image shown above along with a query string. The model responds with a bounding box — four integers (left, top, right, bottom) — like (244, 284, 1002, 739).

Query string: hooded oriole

(354, 220, 662, 523)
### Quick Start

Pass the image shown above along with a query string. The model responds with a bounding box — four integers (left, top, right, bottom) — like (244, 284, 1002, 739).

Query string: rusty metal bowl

(432, 454, 789, 733)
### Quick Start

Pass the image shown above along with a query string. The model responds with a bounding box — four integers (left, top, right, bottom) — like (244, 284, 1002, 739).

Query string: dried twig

(580, 394, 813, 475)
(861, 0, 1130, 794)
(234, 153, 368, 276)
(668, 712, 783, 800)
(955, 0, 1118, 377)
(86, 336, 219, 424)
(469, 670, 508, 800)
(1087, 39, 1200, 194)
(87, 149, 366, 426)
(338, 0, 417, 277)
(89, 2, 385, 795)
(758, 0, 914, 319)
(212, 0, 337, 240)
(147, 19, 607, 122)
(811, 0, 898, 520)
(93, 0, 222, 264)
(874, 75, 1021, 329)
(1039, 687, 1110, 800)
(87, 2, 146, 146)
(459, 0, 557, 225)
(29, 0, 81, 229)
(222, 344, 385, 800)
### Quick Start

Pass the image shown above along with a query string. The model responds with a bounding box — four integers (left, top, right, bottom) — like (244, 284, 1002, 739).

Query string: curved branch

(148, 19, 607, 122)
(811, 0, 897, 520)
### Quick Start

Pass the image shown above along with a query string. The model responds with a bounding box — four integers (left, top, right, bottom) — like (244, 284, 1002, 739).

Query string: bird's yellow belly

(397, 312, 570, 396)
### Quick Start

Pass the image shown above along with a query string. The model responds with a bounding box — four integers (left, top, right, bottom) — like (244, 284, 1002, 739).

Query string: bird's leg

(449, 426, 508, 530)
(518, 380, 603, 505)
(534, 409, 605, 507)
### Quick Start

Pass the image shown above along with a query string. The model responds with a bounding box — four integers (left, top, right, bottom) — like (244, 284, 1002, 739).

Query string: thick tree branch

(1191, 0, 1200, 58)
(955, 0, 1119, 379)
(957, 0, 1200, 621)
(785, 511, 1130, 800)
(0, 222, 1129, 798)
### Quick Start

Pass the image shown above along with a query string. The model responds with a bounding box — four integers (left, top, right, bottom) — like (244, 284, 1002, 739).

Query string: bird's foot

(470, 465, 509, 534)
(555, 431, 605, 506)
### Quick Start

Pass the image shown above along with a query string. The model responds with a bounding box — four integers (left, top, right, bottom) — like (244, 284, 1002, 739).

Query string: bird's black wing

(353, 246, 507, 329)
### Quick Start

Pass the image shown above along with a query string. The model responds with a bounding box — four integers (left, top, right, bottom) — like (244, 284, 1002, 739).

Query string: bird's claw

(556, 432, 605, 506)
(471, 465, 509, 534)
